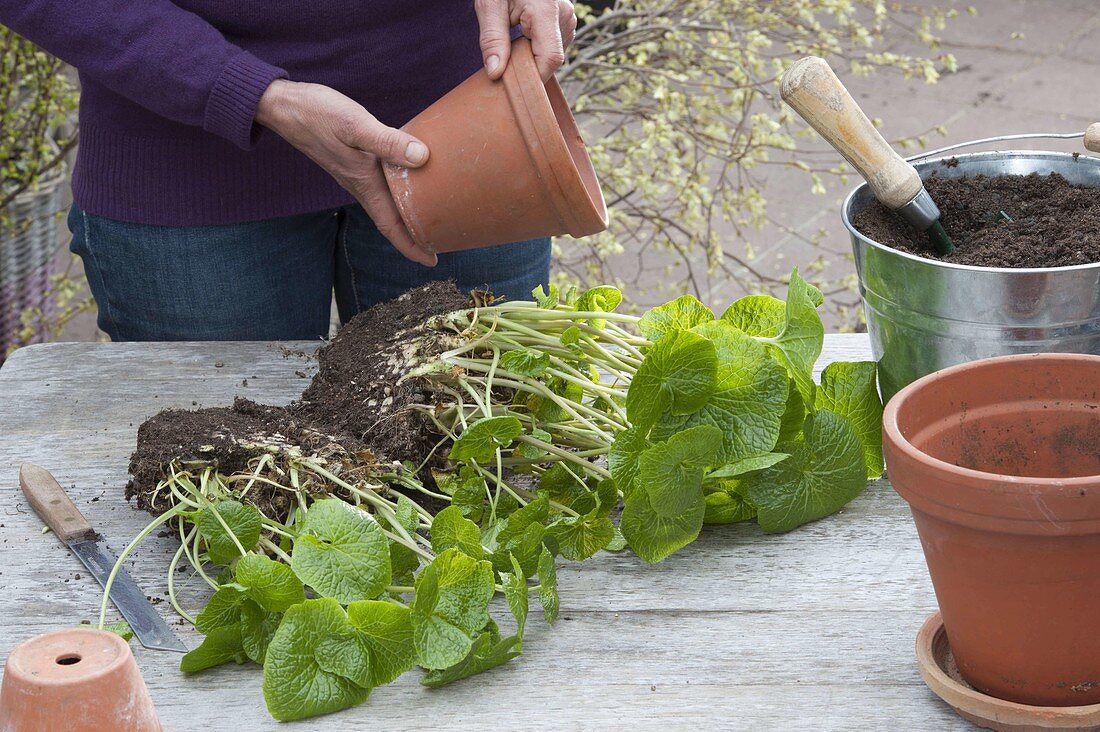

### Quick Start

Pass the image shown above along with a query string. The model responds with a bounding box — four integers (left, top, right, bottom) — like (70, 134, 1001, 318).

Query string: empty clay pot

(883, 353, 1100, 707)
(383, 38, 607, 254)
(0, 628, 160, 731)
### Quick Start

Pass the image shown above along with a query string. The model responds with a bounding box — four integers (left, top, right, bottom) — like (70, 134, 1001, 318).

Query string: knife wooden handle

(20, 463, 96, 544)
(780, 56, 923, 210)
(1085, 123, 1100, 153)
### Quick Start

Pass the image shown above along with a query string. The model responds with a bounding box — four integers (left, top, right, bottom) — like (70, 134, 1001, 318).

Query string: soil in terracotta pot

(853, 172, 1100, 267)
(127, 282, 471, 512)
(918, 406, 1100, 478)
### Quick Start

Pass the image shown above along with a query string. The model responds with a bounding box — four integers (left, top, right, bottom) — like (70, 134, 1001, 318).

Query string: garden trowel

(19, 463, 188, 652)
(780, 56, 954, 255)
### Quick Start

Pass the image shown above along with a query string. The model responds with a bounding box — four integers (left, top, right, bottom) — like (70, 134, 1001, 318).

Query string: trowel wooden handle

(1085, 123, 1100, 153)
(20, 463, 95, 544)
(781, 56, 923, 210)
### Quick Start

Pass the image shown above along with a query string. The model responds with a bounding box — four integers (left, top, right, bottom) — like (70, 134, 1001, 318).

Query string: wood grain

(0, 335, 969, 730)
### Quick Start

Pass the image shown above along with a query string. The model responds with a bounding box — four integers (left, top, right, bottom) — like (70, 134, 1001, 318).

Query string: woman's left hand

(475, 0, 577, 82)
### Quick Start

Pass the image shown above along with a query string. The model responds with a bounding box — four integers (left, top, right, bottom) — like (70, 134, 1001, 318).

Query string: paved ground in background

(54, 0, 1100, 341)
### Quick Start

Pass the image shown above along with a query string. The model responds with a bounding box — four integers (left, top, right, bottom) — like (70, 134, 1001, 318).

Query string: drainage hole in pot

(55, 654, 81, 665)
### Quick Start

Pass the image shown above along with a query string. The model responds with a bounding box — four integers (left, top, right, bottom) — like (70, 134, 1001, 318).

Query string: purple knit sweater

(0, 1, 484, 225)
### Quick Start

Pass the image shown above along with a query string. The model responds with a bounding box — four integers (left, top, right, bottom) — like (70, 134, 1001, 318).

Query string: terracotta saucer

(916, 612, 1100, 731)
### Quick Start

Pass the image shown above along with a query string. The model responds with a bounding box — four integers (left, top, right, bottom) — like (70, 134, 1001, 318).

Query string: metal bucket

(844, 149, 1100, 400)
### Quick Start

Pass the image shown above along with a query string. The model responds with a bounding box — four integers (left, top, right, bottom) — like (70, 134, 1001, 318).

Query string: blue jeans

(68, 205, 551, 341)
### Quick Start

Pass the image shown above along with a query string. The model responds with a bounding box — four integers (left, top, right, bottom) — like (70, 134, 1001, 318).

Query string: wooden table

(0, 334, 967, 730)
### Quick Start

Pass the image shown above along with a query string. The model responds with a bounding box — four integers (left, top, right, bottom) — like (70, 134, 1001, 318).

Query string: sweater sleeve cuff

(203, 51, 288, 151)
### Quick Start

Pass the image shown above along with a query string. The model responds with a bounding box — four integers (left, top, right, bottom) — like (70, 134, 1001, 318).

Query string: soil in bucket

(853, 172, 1100, 267)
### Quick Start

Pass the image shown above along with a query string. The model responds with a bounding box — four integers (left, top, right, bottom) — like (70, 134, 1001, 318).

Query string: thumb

(475, 0, 512, 80)
(342, 114, 429, 168)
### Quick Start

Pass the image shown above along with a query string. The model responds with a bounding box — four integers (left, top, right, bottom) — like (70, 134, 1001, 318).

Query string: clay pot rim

(6, 628, 131, 687)
(884, 352, 1100, 489)
(503, 39, 608, 237)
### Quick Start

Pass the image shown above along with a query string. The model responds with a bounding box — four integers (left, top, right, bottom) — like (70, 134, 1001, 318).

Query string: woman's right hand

(256, 79, 437, 266)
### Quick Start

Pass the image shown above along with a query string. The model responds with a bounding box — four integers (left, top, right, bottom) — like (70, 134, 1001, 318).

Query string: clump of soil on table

(293, 281, 468, 459)
(853, 173, 1100, 268)
(128, 282, 472, 511)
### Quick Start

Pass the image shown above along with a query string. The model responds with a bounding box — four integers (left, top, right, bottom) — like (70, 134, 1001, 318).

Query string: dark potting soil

(128, 282, 471, 511)
(292, 281, 469, 460)
(852, 172, 1100, 268)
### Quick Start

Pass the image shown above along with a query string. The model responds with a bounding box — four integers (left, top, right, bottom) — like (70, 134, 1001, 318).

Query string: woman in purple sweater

(1, 1, 576, 340)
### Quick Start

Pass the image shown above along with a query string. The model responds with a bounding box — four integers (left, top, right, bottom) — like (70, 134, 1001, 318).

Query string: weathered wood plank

(0, 334, 967, 730)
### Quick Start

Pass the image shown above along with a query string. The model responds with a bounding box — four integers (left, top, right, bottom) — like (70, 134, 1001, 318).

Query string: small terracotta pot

(0, 628, 160, 731)
(884, 353, 1100, 707)
(384, 38, 607, 254)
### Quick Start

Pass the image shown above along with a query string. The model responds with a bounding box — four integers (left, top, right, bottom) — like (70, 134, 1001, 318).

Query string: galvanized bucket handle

(904, 132, 1085, 163)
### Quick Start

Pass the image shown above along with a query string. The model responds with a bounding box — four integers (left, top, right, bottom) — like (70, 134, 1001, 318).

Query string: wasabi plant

(102, 270, 883, 721)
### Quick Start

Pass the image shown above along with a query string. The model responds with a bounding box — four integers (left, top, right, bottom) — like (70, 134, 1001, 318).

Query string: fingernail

(486, 55, 500, 74)
(405, 141, 427, 165)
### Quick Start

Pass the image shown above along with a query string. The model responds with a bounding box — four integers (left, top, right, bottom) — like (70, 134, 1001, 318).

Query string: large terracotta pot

(883, 353, 1100, 707)
(384, 38, 607, 254)
(0, 628, 161, 731)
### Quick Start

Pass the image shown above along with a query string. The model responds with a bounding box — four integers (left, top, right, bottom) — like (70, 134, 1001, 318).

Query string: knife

(19, 463, 188, 653)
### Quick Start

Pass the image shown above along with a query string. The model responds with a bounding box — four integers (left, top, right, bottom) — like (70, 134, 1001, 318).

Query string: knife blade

(19, 463, 188, 653)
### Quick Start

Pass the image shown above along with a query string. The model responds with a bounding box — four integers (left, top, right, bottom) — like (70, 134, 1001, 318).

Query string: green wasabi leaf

(240, 599, 281, 665)
(560, 325, 582, 345)
(500, 348, 550, 376)
(777, 377, 808, 443)
(654, 321, 788, 464)
(389, 542, 421, 588)
(727, 270, 823, 407)
(195, 586, 245, 633)
(532, 283, 559, 309)
(627, 329, 717, 429)
(706, 452, 790, 479)
(103, 620, 134, 642)
(411, 549, 495, 670)
(449, 416, 523, 463)
(640, 425, 723, 518)
(195, 500, 262, 565)
(575, 285, 623, 328)
(744, 409, 868, 533)
(720, 294, 786, 336)
(502, 554, 529, 639)
(620, 489, 705, 564)
(262, 599, 370, 721)
(638, 295, 715, 341)
(532, 376, 584, 423)
(420, 629, 522, 688)
(314, 631, 373, 690)
(431, 505, 485, 559)
(395, 495, 420, 535)
(815, 361, 884, 478)
(290, 499, 391, 604)
(346, 600, 417, 688)
(539, 462, 599, 514)
(180, 624, 248, 674)
(537, 546, 559, 624)
(235, 554, 305, 613)
(703, 481, 757, 524)
(609, 427, 649, 500)
(547, 513, 615, 561)
(606, 527, 628, 552)
(516, 427, 552, 460)
(449, 471, 487, 522)
(488, 496, 549, 578)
